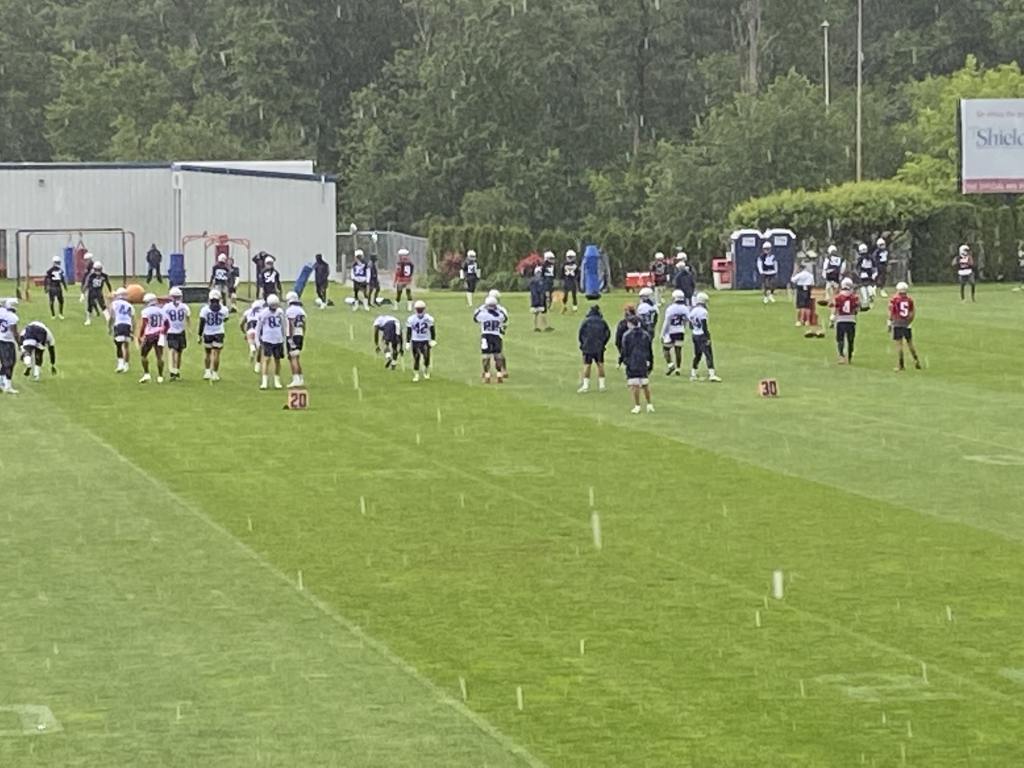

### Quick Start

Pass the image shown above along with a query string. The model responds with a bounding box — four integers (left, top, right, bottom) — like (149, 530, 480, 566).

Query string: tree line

(2, 0, 1023, 274)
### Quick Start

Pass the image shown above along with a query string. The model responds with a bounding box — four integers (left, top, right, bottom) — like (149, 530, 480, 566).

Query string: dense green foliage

(3, 1, 1024, 270)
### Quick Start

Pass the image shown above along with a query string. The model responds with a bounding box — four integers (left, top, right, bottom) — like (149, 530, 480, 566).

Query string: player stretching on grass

(374, 314, 403, 370)
(137, 293, 166, 384)
(830, 278, 863, 365)
(474, 295, 507, 384)
(19, 320, 57, 382)
(888, 282, 921, 372)
(406, 300, 436, 382)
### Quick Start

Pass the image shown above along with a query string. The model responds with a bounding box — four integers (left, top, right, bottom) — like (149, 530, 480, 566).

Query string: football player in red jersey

(829, 277, 863, 364)
(954, 244, 976, 302)
(394, 249, 415, 311)
(888, 281, 921, 372)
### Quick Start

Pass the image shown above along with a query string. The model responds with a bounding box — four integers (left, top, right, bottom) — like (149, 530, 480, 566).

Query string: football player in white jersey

(373, 314, 402, 369)
(240, 299, 265, 373)
(162, 287, 191, 381)
(473, 295, 507, 383)
(285, 291, 307, 388)
(405, 300, 436, 382)
(108, 287, 135, 373)
(198, 289, 229, 381)
(0, 298, 21, 394)
(688, 292, 721, 382)
(136, 293, 166, 383)
(257, 294, 287, 390)
(19, 319, 57, 382)
(659, 290, 690, 376)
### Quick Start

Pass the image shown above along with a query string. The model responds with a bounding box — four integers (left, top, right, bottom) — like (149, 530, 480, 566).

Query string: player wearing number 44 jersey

(137, 293, 166, 384)
(474, 295, 508, 384)
(888, 282, 921, 372)
(162, 287, 191, 380)
(406, 300, 436, 383)
(285, 292, 307, 388)
(109, 287, 135, 374)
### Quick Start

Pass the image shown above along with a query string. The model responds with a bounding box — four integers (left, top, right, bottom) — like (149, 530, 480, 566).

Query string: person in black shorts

(44, 257, 68, 320)
(577, 304, 610, 393)
(19, 320, 57, 381)
(561, 250, 580, 313)
(541, 251, 557, 310)
(81, 261, 111, 326)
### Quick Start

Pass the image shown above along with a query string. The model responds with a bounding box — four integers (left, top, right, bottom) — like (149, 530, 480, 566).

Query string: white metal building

(0, 161, 336, 288)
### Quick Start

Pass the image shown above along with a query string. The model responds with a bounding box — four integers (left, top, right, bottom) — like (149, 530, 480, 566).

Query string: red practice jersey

(888, 294, 915, 326)
(832, 291, 861, 321)
(395, 261, 414, 283)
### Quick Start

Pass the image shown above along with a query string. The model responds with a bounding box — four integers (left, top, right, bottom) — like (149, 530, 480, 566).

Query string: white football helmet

(354, 249, 364, 258)
(543, 250, 555, 260)
(218, 254, 227, 263)
(694, 292, 709, 305)
(672, 289, 686, 302)
(285, 291, 299, 303)
(208, 289, 222, 301)
(841, 277, 854, 289)
(143, 292, 157, 304)
(896, 281, 909, 293)
(115, 287, 127, 297)
(877, 238, 887, 248)
(959, 244, 971, 255)
(676, 251, 688, 262)
(827, 245, 838, 255)
(398, 248, 410, 257)
(92, 261, 103, 270)
(484, 296, 498, 307)
(169, 287, 183, 299)
(266, 294, 280, 307)
(654, 251, 665, 261)
(467, 249, 477, 259)
(639, 287, 654, 298)
(858, 243, 869, 254)
(52, 256, 61, 264)
(488, 289, 501, 300)
(252, 299, 265, 310)
(565, 249, 577, 259)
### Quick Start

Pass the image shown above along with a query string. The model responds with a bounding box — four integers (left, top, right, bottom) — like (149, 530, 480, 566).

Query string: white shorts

(627, 377, 650, 387)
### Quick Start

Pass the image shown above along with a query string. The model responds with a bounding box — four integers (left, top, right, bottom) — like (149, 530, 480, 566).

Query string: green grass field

(3, 280, 1024, 767)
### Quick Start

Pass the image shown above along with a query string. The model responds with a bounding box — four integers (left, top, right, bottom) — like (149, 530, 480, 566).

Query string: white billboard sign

(961, 99, 1024, 194)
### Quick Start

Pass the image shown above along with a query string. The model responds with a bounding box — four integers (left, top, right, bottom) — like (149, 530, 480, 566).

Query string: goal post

(15, 228, 135, 299)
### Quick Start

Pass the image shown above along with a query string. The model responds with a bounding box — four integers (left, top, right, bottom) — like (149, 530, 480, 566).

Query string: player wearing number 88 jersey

(888, 282, 921, 372)
(285, 292, 307, 388)
(473, 296, 507, 383)
(162, 287, 191, 380)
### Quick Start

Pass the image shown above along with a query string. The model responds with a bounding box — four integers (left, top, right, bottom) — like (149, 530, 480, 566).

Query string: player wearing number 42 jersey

(888, 282, 921, 372)
(406, 300, 436, 383)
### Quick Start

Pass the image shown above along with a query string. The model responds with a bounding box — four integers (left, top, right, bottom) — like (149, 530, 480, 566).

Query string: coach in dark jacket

(146, 244, 163, 284)
(577, 305, 611, 392)
(673, 260, 695, 302)
(615, 305, 637, 365)
(313, 253, 331, 307)
(620, 316, 655, 412)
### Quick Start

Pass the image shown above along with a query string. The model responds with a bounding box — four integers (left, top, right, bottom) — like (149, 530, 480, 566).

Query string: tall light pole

(856, 0, 863, 181)
(821, 20, 831, 114)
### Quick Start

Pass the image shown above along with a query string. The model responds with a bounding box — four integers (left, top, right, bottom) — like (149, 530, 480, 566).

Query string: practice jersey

(83, 272, 108, 292)
(689, 305, 710, 338)
(562, 261, 579, 280)
(45, 265, 66, 288)
(888, 294, 915, 327)
(463, 260, 480, 278)
(140, 305, 166, 338)
(244, 305, 260, 331)
(957, 254, 974, 276)
(111, 298, 135, 328)
(211, 264, 231, 284)
(351, 261, 369, 283)
(395, 261, 414, 282)
(636, 300, 658, 334)
(260, 269, 281, 294)
(21, 321, 54, 347)
(542, 261, 556, 279)
(286, 303, 307, 337)
(406, 313, 435, 342)
(792, 270, 814, 304)
(258, 307, 286, 343)
(199, 303, 229, 335)
(823, 255, 845, 281)
(833, 292, 861, 323)
(651, 260, 669, 283)
(875, 248, 890, 266)
(0, 308, 18, 342)
(757, 252, 779, 275)
(660, 302, 689, 337)
(473, 306, 506, 337)
(163, 302, 191, 334)
(373, 314, 399, 332)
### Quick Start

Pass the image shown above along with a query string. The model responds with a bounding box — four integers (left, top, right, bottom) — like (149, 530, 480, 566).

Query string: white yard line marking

(73, 422, 547, 768)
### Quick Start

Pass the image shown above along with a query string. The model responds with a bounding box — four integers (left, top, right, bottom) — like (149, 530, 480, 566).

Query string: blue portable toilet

(729, 229, 764, 290)
(763, 228, 798, 284)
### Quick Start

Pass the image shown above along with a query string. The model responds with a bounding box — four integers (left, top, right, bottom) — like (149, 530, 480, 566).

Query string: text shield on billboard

(961, 99, 1024, 194)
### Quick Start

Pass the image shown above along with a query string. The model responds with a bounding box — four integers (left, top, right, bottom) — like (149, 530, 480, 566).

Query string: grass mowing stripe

(49, 403, 547, 768)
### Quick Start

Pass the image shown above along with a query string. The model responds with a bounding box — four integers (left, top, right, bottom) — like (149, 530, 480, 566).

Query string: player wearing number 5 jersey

(137, 293, 166, 384)
(285, 291, 307, 388)
(474, 295, 508, 384)
(406, 300, 436, 383)
(888, 282, 921, 372)
(162, 286, 191, 381)
(257, 294, 287, 390)
(829, 278, 863, 365)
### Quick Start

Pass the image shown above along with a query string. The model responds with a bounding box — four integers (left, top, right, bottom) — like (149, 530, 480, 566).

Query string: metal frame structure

(15, 227, 135, 299)
(180, 232, 252, 295)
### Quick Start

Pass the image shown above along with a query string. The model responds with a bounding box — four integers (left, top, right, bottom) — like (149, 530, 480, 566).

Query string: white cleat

(58, 314, 65, 321)
(708, 374, 722, 382)
(690, 373, 699, 382)
(762, 296, 769, 304)
(138, 373, 151, 384)
(259, 383, 268, 390)
(598, 383, 606, 392)
(273, 378, 283, 390)
(412, 373, 420, 383)
(253, 363, 261, 373)
(156, 376, 164, 384)
(630, 405, 641, 414)
(211, 372, 221, 382)
(4, 387, 19, 395)
(423, 371, 431, 380)
(84, 317, 92, 326)
(577, 385, 589, 394)
(646, 404, 655, 413)
(287, 378, 301, 388)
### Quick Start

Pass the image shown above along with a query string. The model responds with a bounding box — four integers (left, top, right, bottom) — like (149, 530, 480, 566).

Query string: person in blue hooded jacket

(577, 304, 610, 393)
(529, 267, 551, 332)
